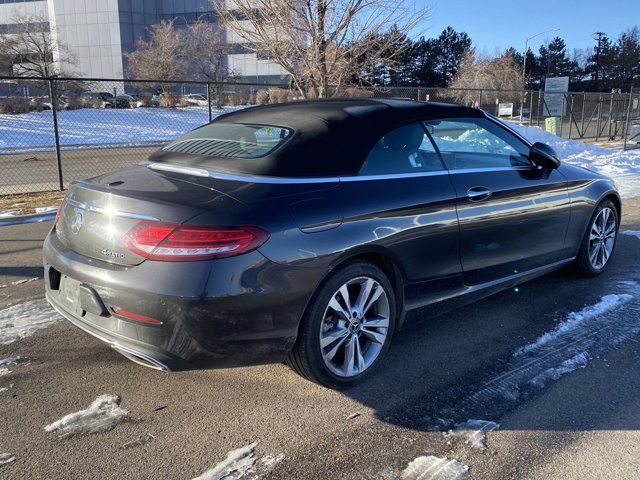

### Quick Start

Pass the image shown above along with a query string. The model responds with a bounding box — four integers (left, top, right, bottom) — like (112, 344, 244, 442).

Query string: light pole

(520, 28, 559, 121)
(522, 28, 560, 88)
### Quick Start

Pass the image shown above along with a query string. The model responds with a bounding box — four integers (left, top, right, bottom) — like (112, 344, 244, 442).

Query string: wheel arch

(602, 191, 621, 219)
(297, 246, 407, 339)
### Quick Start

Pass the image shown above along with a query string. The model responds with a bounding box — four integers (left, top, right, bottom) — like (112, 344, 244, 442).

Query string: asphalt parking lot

(1, 197, 640, 480)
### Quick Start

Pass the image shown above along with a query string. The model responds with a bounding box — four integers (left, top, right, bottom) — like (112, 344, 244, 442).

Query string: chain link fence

(1, 76, 639, 195)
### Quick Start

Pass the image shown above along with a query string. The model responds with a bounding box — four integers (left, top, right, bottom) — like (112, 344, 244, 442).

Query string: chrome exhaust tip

(111, 345, 170, 371)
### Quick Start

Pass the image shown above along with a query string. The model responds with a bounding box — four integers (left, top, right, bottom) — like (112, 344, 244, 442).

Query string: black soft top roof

(149, 98, 483, 177)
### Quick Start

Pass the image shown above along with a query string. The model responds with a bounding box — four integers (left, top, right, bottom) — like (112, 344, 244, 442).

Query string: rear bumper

(43, 228, 328, 370)
(46, 293, 184, 371)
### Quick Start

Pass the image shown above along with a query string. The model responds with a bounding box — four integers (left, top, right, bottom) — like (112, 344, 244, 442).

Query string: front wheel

(574, 199, 618, 276)
(287, 262, 396, 389)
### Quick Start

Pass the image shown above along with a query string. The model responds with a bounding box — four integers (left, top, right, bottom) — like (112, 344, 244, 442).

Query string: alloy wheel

(319, 276, 390, 378)
(588, 207, 616, 269)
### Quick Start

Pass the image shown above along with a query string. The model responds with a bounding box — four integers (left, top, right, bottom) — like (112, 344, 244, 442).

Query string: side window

(424, 117, 531, 170)
(359, 122, 446, 176)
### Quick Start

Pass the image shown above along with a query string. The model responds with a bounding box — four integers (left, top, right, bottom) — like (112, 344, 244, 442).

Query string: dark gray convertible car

(44, 98, 620, 388)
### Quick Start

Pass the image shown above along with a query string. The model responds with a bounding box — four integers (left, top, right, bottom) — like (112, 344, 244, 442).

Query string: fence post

(595, 96, 602, 142)
(528, 91, 533, 123)
(607, 94, 614, 139)
(48, 78, 64, 191)
(568, 94, 575, 139)
(623, 87, 633, 151)
(207, 82, 213, 123)
(478, 89, 483, 109)
(536, 90, 542, 127)
(580, 92, 586, 138)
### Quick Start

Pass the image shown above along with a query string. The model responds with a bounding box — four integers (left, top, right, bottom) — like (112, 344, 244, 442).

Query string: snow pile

(509, 123, 640, 178)
(515, 293, 634, 356)
(193, 443, 284, 480)
(44, 394, 131, 438)
(447, 419, 500, 452)
(623, 230, 640, 240)
(0, 453, 15, 466)
(0, 298, 59, 345)
(193, 443, 258, 480)
(401, 456, 469, 480)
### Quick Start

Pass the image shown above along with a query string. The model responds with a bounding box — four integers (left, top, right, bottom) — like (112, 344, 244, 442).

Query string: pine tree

(539, 36, 578, 80)
(433, 27, 472, 86)
(613, 27, 640, 91)
(586, 33, 617, 91)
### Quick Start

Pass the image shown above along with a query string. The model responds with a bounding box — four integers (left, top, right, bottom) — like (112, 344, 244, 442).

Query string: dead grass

(0, 190, 65, 215)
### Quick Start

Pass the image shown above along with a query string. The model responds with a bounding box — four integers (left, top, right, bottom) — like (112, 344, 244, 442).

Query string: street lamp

(522, 28, 560, 87)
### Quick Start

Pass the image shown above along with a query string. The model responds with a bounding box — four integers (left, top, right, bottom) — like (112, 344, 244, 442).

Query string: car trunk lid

(55, 166, 234, 266)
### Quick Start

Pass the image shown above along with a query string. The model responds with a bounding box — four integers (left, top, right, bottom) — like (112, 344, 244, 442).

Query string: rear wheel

(287, 262, 396, 389)
(574, 199, 618, 276)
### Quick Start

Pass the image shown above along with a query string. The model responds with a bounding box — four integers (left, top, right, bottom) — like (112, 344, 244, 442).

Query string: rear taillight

(123, 221, 268, 261)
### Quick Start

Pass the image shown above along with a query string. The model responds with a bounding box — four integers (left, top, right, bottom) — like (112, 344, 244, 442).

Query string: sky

(421, 0, 636, 55)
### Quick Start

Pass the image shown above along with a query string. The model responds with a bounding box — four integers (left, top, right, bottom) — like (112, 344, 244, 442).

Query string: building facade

(0, 0, 286, 82)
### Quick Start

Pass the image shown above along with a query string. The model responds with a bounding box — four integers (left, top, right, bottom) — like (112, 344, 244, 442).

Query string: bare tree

(451, 50, 524, 105)
(0, 13, 76, 77)
(214, 0, 430, 98)
(185, 18, 235, 81)
(124, 20, 187, 86)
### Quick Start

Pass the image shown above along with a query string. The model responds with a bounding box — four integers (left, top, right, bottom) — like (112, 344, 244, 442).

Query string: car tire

(286, 261, 396, 389)
(574, 199, 619, 277)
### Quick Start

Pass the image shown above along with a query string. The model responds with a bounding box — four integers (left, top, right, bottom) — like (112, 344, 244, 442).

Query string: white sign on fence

(498, 102, 514, 117)
(544, 76, 569, 116)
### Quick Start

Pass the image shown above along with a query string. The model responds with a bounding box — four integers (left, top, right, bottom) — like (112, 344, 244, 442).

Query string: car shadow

(340, 235, 640, 432)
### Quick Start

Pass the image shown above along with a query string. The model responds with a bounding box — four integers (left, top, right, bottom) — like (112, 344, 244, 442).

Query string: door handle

(467, 187, 492, 202)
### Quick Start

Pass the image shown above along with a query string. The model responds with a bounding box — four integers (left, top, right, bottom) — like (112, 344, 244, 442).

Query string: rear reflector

(113, 307, 162, 324)
(124, 221, 268, 261)
(53, 200, 64, 226)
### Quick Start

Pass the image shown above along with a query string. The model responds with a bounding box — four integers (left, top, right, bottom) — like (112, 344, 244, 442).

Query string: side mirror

(530, 142, 561, 169)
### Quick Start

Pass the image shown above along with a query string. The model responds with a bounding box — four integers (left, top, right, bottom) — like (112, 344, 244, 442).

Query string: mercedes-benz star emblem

(71, 208, 84, 235)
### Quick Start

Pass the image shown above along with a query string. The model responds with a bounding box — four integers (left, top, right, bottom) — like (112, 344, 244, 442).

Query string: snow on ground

(401, 456, 469, 480)
(34, 206, 59, 214)
(0, 277, 38, 288)
(0, 453, 16, 466)
(0, 210, 21, 218)
(423, 281, 640, 431)
(446, 419, 500, 452)
(0, 356, 31, 377)
(193, 443, 257, 480)
(0, 213, 56, 227)
(0, 298, 59, 345)
(515, 293, 634, 356)
(121, 433, 156, 450)
(623, 230, 640, 240)
(44, 394, 131, 438)
(508, 123, 640, 197)
(0, 106, 246, 153)
(192, 443, 284, 480)
(529, 351, 589, 388)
